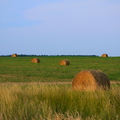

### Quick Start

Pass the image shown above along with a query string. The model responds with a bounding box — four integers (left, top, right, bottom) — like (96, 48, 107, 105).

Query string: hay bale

(59, 60, 70, 65)
(72, 70, 110, 91)
(12, 54, 17, 57)
(31, 58, 40, 63)
(101, 54, 108, 57)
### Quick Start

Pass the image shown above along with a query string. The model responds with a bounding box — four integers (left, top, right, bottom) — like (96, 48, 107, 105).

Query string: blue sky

(0, 0, 120, 56)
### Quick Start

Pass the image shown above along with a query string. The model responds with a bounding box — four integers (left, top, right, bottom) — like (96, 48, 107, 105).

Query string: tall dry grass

(0, 83, 120, 120)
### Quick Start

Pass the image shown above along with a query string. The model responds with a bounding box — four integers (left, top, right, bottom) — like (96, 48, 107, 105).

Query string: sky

(0, 0, 120, 56)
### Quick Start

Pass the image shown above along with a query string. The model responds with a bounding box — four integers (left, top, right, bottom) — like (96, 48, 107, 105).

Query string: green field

(0, 56, 120, 82)
(0, 56, 120, 120)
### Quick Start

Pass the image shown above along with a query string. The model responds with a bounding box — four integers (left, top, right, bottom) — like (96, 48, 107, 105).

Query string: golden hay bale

(101, 54, 108, 57)
(59, 60, 70, 65)
(11, 54, 17, 57)
(72, 70, 110, 91)
(31, 58, 40, 63)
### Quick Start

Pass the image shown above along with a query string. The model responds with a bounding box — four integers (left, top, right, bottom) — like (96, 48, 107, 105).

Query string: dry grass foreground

(0, 81, 120, 86)
(0, 81, 120, 120)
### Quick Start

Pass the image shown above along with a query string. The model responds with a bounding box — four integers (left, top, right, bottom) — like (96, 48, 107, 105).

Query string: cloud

(23, 0, 120, 36)
(0, 0, 44, 28)
(24, 0, 119, 19)
(23, 0, 120, 27)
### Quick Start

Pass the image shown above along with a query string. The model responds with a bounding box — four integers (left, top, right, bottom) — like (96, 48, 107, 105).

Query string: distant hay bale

(12, 54, 17, 57)
(31, 58, 40, 63)
(59, 60, 70, 65)
(72, 70, 110, 91)
(101, 54, 108, 57)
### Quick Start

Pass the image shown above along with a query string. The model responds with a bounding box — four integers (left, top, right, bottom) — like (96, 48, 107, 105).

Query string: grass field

(0, 56, 120, 120)
(0, 56, 120, 82)
(0, 83, 120, 120)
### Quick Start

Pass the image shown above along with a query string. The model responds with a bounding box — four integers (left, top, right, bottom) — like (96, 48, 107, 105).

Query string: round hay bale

(72, 70, 110, 91)
(101, 54, 108, 57)
(59, 60, 70, 65)
(12, 54, 17, 57)
(31, 58, 40, 63)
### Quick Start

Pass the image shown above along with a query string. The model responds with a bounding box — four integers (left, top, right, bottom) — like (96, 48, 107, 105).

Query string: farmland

(0, 56, 120, 120)
(0, 56, 120, 82)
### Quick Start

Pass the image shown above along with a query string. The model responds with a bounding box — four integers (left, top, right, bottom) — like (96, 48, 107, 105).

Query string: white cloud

(23, 0, 120, 22)
(23, 0, 120, 34)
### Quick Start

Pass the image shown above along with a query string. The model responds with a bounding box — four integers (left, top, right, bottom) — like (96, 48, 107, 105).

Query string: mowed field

(0, 56, 120, 120)
(0, 56, 120, 83)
